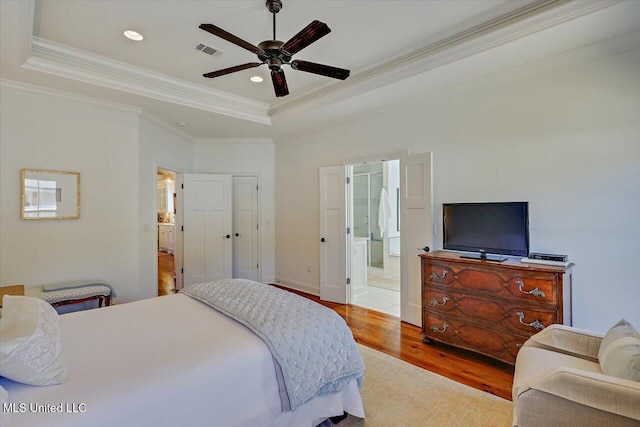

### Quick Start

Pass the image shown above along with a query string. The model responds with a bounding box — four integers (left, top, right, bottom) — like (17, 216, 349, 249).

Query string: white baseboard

(273, 277, 319, 296)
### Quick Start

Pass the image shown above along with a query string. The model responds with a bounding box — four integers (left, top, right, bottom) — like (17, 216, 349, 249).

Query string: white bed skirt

(1, 294, 364, 427)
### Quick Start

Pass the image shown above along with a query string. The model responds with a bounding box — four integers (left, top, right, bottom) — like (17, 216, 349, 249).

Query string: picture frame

(21, 169, 80, 220)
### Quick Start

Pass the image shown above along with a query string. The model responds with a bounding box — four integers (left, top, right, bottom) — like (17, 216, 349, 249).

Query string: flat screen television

(442, 202, 529, 261)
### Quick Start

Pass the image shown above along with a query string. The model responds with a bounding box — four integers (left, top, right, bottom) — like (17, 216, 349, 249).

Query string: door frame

(319, 152, 406, 305)
(154, 163, 184, 295)
(152, 167, 264, 294)
(347, 159, 401, 309)
(323, 151, 432, 326)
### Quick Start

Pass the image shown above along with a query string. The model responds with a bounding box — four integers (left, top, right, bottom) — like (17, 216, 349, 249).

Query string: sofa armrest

(523, 324, 603, 362)
(517, 366, 640, 421)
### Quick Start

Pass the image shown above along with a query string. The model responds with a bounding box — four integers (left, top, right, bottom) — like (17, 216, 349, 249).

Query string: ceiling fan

(199, 0, 350, 97)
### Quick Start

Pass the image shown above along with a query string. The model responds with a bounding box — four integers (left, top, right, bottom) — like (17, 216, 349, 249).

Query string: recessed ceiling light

(250, 76, 264, 83)
(123, 30, 144, 41)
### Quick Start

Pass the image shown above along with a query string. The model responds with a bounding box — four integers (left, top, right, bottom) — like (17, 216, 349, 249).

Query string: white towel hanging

(378, 187, 392, 237)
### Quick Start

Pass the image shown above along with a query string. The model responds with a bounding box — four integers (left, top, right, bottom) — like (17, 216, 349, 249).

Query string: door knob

(224, 234, 231, 239)
(235, 233, 240, 237)
(320, 238, 326, 243)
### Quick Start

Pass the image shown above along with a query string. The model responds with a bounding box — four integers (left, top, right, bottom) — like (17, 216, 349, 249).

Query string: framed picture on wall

(21, 169, 80, 220)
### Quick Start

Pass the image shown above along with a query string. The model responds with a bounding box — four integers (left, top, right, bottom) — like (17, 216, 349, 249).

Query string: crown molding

(443, 30, 640, 100)
(268, 0, 621, 120)
(1, 79, 200, 143)
(23, 38, 271, 125)
(16, 0, 35, 66)
(195, 137, 274, 145)
(0, 78, 143, 115)
(13, 0, 623, 128)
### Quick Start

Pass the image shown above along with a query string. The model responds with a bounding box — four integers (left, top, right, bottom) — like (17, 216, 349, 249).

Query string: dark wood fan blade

(203, 62, 262, 78)
(271, 69, 289, 97)
(290, 60, 350, 80)
(281, 20, 330, 55)
(199, 24, 262, 54)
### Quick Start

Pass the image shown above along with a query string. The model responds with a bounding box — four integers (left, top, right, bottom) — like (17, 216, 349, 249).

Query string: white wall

(193, 139, 276, 283)
(275, 48, 640, 332)
(0, 87, 197, 303)
(0, 86, 273, 302)
(0, 88, 141, 301)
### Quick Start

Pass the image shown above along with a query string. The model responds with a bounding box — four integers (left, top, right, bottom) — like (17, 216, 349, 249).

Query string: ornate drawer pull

(429, 269, 448, 281)
(516, 280, 545, 298)
(429, 296, 450, 307)
(516, 312, 545, 330)
(430, 323, 449, 333)
(516, 343, 524, 348)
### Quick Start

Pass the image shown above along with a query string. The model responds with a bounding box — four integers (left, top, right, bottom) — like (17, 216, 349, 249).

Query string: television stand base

(460, 252, 507, 262)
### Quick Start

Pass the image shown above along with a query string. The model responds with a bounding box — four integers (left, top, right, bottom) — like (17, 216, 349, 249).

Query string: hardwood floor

(158, 251, 175, 296)
(277, 285, 515, 401)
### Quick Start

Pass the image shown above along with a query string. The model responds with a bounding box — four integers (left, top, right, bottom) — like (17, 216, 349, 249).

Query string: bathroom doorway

(350, 160, 401, 316)
(157, 167, 176, 296)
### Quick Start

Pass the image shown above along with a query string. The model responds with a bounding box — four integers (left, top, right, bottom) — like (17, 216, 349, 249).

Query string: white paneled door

(319, 165, 348, 303)
(233, 176, 259, 281)
(400, 153, 433, 326)
(183, 174, 233, 286)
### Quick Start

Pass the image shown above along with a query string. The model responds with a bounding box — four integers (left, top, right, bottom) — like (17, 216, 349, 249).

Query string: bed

(0, 280, 365, 427)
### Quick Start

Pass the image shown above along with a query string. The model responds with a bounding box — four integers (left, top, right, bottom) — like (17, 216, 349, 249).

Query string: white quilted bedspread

(181, 279, 365, 412)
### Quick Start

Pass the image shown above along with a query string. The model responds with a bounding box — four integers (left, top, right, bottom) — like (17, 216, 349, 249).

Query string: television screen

(443, 202, 529, 257)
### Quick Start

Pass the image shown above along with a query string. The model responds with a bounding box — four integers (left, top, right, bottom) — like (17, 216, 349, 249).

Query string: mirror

(21, 169, 80, 219)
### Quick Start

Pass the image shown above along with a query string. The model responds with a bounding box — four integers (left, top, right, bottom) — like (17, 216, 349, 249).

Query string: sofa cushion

(513, 346, 601, 400)
(598, 319, 640, 382)
(526, 324, 602, 362)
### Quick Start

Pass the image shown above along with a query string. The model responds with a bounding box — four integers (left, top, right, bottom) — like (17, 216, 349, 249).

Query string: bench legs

(51, 294, 111, 308)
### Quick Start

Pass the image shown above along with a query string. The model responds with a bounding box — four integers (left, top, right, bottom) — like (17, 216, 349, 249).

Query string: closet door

(183, 174, 233, 285)
(233, 176, 259, 281)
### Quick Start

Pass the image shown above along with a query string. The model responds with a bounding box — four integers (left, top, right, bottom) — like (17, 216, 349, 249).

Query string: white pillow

(598, 318, 640, 382)
(0, 295, 68, 386)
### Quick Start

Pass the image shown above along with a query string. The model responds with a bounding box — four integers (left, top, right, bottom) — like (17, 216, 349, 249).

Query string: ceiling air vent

(196, 43, 222, 57)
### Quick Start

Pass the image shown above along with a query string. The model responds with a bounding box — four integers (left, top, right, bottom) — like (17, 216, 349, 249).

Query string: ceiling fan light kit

(200, 0, 350, 97)
(123, 30, 144, 41)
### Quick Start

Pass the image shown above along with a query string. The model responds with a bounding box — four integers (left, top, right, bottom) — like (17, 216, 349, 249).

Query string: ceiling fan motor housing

(257, 40, 292, 68)
(266, 0, 282, 14)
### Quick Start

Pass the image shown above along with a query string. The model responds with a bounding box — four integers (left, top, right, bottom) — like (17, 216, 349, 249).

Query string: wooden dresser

(420, 251, 573, 365)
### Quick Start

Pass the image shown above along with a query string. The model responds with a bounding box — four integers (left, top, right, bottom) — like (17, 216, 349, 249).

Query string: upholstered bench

(25, 280, 113, 308)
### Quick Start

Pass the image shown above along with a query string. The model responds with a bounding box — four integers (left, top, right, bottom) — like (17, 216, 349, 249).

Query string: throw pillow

(0, 295, 68, 386)
(598, 318, 640, 382)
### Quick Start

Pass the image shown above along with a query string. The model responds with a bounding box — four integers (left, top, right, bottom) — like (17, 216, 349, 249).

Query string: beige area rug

(336, 345, 513, 427)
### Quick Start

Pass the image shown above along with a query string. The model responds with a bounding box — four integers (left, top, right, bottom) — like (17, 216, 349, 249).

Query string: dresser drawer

(423, 261, 557, 305)
(423, 287, 557, 334)
(423, 312, 527, 364)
